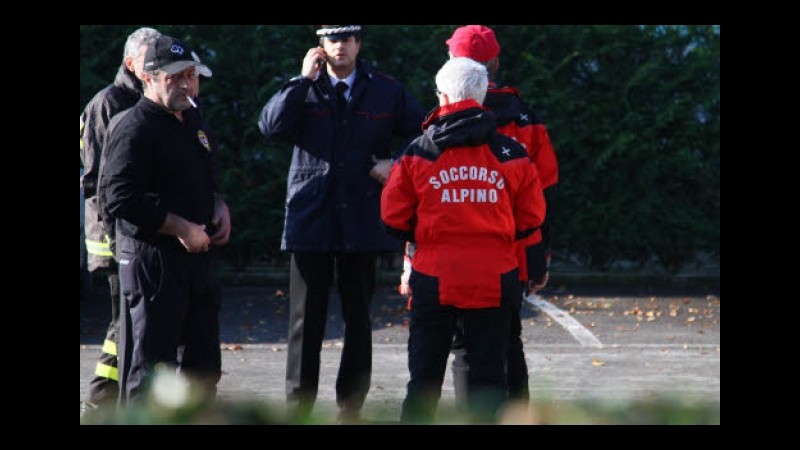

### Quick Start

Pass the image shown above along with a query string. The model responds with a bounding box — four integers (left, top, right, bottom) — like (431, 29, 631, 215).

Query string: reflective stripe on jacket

(80, 64, 142, 270)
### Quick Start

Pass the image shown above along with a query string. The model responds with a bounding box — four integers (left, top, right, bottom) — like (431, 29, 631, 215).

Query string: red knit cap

(446, 25, 500, 63)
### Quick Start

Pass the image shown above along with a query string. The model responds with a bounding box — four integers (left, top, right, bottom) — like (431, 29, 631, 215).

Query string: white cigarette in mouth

(187, 96, 198, 108)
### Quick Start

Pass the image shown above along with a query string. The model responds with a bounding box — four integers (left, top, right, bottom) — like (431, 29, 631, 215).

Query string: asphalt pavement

(80, 281, 720, 423)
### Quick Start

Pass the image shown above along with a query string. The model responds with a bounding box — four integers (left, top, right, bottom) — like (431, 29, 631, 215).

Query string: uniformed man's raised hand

(301, 47, 327, 80)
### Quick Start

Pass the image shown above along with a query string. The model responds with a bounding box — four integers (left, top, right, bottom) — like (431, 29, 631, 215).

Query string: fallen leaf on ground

(591, 358, 604, 367)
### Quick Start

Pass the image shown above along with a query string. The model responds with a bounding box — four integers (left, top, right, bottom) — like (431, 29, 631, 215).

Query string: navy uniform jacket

(259, 59, 423, 252)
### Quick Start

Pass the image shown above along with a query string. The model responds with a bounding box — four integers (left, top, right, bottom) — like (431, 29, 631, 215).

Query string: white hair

(435, 57, 488, 105)
(123, 27, 161, 60)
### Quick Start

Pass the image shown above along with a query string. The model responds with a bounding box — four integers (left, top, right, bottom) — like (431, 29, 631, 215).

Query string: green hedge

(80, 25, 719, 272)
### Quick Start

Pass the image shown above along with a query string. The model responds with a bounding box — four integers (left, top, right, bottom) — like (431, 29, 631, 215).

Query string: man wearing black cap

(259, 25, 423, 422)
(101, 35, 231, 403)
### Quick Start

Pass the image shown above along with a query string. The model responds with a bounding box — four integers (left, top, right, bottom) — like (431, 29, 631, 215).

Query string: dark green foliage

(80, 25, 719, 271)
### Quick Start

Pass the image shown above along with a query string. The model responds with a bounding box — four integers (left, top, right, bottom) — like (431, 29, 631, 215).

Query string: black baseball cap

(143, 36, 200, 75)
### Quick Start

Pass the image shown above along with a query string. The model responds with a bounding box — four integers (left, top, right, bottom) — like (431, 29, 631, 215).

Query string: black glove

(526, 242, 548, 282)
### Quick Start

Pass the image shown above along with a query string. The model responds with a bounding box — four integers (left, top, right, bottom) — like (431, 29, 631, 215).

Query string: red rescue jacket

(381, 99, 546, 308)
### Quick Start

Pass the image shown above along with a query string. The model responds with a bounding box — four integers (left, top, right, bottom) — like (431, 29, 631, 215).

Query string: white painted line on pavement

(524, 293, 604, 348)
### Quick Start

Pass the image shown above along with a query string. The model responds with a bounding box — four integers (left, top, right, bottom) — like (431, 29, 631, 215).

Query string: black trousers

(286, 252, 376, 415)
(85, 268, 120, 406)
(401, 269, 519, 423)
(117, 237, 221, 404)
(451, 284, 530, 408)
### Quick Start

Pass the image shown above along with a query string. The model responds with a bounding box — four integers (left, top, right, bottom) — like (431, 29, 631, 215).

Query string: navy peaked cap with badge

(316, 25, 362, 40)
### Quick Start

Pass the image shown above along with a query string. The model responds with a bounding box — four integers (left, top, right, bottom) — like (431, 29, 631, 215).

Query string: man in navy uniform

(258, 25, 423, 422)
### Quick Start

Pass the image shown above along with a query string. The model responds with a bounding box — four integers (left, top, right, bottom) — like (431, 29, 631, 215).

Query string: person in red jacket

(448, 24, 558, 407)
(381, 56, 547, 423)
(399, 25, 559, 408)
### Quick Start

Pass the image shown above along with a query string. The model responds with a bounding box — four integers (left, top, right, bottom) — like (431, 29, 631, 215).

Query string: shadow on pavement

(81, 283, 414, 345)
(81, 278, 718, 346)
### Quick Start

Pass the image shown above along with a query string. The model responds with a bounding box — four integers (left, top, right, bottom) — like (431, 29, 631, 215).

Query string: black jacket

(101, 97, 219, 252)
(259, 59, 423, 252)
(80, 64, 142, 269)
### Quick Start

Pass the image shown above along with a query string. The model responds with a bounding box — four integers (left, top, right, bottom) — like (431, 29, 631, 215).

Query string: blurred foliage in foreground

(81, 397, 720, 425)
(81, 371, 719, 425)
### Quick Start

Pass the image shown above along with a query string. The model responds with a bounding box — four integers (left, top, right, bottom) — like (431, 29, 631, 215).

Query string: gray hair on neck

(123, 27, 161, 60)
